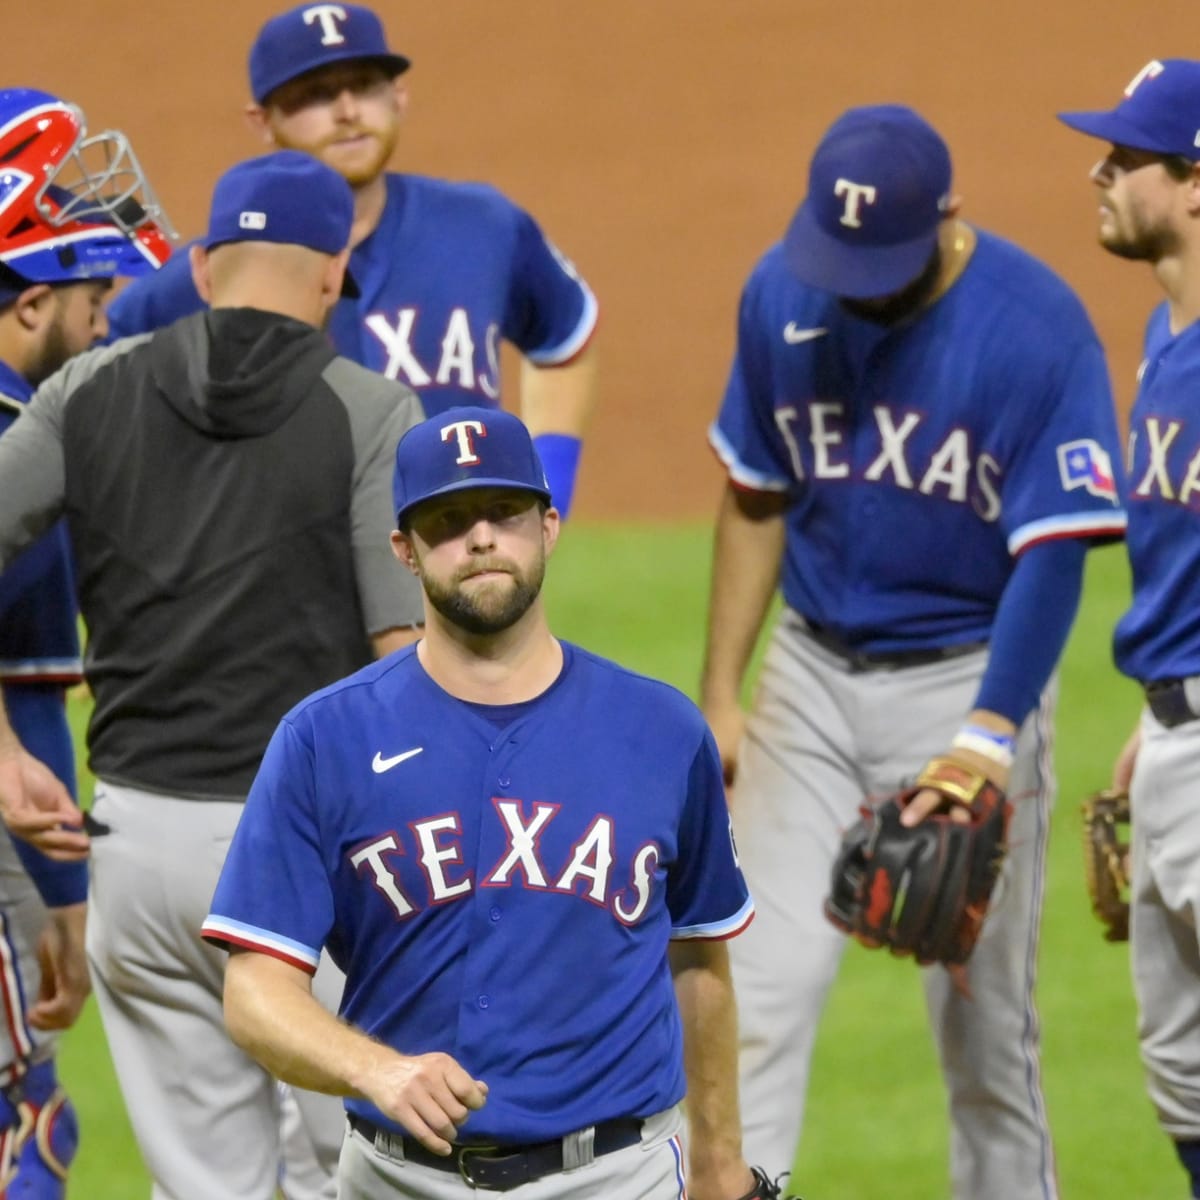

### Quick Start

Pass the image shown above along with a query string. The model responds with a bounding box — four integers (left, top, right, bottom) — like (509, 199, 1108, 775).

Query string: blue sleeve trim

(974, 538, 1087, 723)
(532, 434, 582, 519)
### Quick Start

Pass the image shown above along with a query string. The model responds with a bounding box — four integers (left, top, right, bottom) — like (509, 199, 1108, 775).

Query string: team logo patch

(1057, 439, 1117, 501)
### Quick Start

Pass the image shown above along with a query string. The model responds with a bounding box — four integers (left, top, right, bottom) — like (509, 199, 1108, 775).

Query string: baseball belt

(794, 613, 987, 672)
(347, 1113, 643, 1191)
(1144, 676, 1200, 728)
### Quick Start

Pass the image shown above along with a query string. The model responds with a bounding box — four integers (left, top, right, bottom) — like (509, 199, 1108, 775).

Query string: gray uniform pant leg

(0, 829, 52, 1080)
(1130, 709, 1200, 1140)
(730, 615, 1057, 1200)
(280, 951, 347, 1200)
(337, 1107, 685, 1199)
(86, 781, 338, 1200)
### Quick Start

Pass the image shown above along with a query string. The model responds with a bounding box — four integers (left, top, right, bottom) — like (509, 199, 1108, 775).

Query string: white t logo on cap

(442, 419, 486, 465)
(239, 211, 267, 230)
(1124, 59, 1164, 97)
(834, 179, 878, 228)
(303, 4, 349, 46)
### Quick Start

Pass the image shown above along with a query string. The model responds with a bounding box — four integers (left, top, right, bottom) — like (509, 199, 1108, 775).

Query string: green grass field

(57, 529, 1178, 1198)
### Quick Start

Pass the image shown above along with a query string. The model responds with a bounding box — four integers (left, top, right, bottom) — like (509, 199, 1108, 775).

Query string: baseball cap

(204, 151, 359, 295)
(393, 406, 552, 528)
(782, 105, 953, 299)
(250, 3, 411, 105)
(1058, 59, 1200, 159)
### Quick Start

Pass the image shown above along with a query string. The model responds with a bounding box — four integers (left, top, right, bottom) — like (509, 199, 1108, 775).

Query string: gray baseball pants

(86, 781, 344, 1200)
(730, 612, 1057, 1200)
(1129, 705, 1200, 1140)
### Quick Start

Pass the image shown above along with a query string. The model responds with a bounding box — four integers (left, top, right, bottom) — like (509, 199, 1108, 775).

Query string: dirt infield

(15, 1, 1198, 518)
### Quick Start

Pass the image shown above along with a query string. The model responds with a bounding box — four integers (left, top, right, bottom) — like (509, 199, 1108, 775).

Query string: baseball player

(107, 1, 599, 519)
(701, 105, 1128, 1200)
(1060, 59, 1200, 1200)
(199, 406, 773, 1200)
(0, 86, 173, 1197)
(0, 150, 426, 1200)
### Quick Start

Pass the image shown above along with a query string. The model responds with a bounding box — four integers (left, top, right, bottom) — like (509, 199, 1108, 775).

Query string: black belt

(800, 619, 987, 672)
(1145, 677, 1200, 728)
(347, 1112, 643, 1191)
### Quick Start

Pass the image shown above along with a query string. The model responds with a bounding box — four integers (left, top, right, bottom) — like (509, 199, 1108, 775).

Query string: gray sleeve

(0, 336, 152, 571)
(323, 358, 427, 633)
(0, 379, 69, 571)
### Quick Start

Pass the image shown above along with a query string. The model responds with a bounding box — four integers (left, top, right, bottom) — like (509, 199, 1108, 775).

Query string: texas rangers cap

(393, 407, 552, 528)
(782, 105, 952, 299)
(250, 3, 411, 104)
(1058, 59, 1200, 160)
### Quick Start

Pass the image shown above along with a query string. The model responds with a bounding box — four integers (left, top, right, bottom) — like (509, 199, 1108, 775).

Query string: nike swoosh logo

(783, 322, 828, 344)
(371, 748, 424, 774)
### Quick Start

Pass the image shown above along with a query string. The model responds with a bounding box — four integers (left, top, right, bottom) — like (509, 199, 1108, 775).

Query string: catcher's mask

(0, 87, 176, 290)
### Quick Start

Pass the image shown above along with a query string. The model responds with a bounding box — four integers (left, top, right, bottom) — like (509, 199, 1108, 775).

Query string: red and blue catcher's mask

(0, 88, 176, 293)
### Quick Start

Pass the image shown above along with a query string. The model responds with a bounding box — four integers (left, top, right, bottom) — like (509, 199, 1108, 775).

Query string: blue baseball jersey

(1113, 304, 1200, 682)
(108, 174, 597, 416)
(0, 360, 86, 909)
(203, 642, 752, 1143)
(711, 230, 1127, 653)
(0, 363, 82, 685)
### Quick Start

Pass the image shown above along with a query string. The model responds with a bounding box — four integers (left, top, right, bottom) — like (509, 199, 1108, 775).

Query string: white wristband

(951, 725, 1015, 769)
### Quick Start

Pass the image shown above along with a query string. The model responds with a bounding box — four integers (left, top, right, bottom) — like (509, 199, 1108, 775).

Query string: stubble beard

(25, 316, 71, 387)
(423, 557, 546, 636)
(1099, 207, 1180, 264)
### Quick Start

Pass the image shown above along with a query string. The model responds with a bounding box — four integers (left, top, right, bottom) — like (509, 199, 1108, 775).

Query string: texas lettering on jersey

(1127, 416, 1200, 505)
(350, 799, 660, 926)
(773, 399, 1004, 519)
(362, 307, 501, 398)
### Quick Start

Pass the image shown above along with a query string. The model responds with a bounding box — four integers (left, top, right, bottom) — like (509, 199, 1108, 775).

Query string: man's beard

(1100, 216, 1180, 263)
(422, 557, 545, 636)
(287, 120, 399, 188)
(24, 317, 71, 387)
(839, 248, 943, 326)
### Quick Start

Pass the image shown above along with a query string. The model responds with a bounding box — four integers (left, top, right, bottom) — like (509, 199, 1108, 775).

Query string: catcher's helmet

(0, 88, 175, 289)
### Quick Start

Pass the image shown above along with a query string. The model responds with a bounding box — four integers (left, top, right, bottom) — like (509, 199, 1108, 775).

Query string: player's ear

(189, 245, 214, 305)
(322, 248, 351, 308)
(542, 505, 561, 558)
(1183, 163, 1200, 216)
(243, 103, 276, 146)
(391, 78, 409, 120)
(10, 283, 54, 332)
(390, 529, 419, 575)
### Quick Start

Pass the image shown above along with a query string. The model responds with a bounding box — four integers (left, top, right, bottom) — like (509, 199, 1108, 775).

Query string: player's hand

(703, 701, 746, 787)
(1111, 723, 1141, 793)
(365, 1050, 488, 1155)
(0, 740, 89, 861)
(900, 747, 1009, 828)
(29, 902, 90, 1031)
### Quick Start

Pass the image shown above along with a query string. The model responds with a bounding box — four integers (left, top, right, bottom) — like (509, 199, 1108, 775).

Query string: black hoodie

(0, 308, 424, 799)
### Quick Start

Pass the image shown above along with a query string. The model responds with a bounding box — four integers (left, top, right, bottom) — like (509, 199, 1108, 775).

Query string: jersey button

(497, 775, 511, 789)
(489, 906, 502, 922)
(478, 995, 490, 1009)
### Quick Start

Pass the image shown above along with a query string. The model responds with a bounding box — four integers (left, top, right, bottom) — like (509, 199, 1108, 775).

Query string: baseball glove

(1081, 787, 1131, 942)
(824, 756, 1011, 966)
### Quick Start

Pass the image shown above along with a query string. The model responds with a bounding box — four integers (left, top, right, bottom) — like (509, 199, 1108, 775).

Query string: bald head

(189, 240, 349, 327)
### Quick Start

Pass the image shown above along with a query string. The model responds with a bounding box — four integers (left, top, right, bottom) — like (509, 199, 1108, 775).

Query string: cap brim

(259, 53, 411, 104)
(396, 479, 552, 528)
(782, 202, 939, 300)
(1057, 108, 1176, 154)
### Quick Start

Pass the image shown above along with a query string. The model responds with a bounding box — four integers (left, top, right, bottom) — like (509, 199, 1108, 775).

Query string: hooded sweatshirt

(0, 308, 424, 799)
